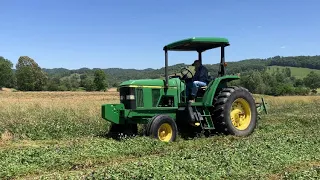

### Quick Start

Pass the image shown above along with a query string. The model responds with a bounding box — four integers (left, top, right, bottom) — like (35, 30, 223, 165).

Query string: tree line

(0, 55, 320, 95)
(267, 55, 320, 70)
(0, 56, 108, 91)
(230, 67, 320, 96)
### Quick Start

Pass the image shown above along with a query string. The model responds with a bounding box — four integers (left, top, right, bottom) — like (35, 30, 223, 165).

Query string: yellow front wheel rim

(158, 123, 173, 142)
(230, 98, 252, 130)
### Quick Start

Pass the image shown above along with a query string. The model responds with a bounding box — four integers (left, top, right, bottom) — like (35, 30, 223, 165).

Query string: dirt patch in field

(107, 88, 117, 92)
(0, 88, 15, 92)
(0, 130, 14, 145)
(267, 161, 320, 179)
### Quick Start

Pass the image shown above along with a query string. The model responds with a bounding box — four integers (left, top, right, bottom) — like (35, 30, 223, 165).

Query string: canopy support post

(219, 46, 226, 76)
(165, 48, 169, 88)
(198, 51, 202, 64)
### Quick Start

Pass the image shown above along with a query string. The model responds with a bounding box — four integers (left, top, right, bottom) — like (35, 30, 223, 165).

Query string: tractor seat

(196, 86, 207, 98)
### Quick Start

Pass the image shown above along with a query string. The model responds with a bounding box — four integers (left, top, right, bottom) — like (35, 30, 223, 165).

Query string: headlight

(126, 95, 135, 100)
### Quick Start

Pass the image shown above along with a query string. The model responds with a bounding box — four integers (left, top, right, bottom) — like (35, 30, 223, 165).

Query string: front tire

(149, 115, 178, 142)
(212, 86, 257, 136)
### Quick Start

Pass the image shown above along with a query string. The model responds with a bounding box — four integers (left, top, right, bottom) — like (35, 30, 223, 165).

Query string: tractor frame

(101, 37, 268, 142)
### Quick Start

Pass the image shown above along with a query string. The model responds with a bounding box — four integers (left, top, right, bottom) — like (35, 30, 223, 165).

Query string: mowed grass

(0, 91, 319, 179)
(267, 65, 320, 79)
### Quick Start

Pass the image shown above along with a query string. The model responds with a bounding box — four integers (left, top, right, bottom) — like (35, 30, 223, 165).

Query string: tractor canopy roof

(163, 37, 229, 52)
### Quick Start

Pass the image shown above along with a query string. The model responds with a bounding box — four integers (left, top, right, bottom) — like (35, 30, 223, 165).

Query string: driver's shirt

(193, 65, 208, 83)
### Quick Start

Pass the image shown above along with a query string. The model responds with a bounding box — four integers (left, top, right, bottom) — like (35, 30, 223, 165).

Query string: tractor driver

(186, 60, 208, 102)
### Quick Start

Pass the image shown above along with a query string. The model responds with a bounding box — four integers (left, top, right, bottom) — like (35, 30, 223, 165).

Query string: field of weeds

(0, 91, 319, 179)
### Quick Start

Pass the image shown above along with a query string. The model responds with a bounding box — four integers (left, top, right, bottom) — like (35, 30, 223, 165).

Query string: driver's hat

(192, 60, 200, 66)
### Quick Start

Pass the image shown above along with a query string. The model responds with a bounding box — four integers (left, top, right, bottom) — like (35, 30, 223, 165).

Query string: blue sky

(1, 0, 319, 70)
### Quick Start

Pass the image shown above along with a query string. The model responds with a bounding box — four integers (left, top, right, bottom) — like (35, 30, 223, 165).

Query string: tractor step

(201, 115, 212, 117)
(203, 127, 215, 130)
(193, 122, 214, 130)
(177, 104, 215, 130)
(193, 108, 215, 130)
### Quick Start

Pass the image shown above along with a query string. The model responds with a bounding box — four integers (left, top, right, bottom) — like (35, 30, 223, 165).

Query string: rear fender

(203, 75, 240, 106)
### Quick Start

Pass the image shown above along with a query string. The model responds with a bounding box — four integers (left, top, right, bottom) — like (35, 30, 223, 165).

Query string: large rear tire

(212, 86, 257, 136)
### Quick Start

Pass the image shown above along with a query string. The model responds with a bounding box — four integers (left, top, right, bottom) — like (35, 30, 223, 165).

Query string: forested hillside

(268, 55, 320, 69)
(41, 56, 320, 82)
(1, 55, 320, 96)
(41, 59, 268, 84)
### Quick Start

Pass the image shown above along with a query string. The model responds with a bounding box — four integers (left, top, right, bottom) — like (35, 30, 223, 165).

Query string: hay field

(0, 91, 319, 179)
(0, 91, 118, 141)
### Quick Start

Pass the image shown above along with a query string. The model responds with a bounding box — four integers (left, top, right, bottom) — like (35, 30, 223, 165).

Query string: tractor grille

(119, 87, 136, 109)
(136, 88, 144, 107)
(152, 89, 160, 107)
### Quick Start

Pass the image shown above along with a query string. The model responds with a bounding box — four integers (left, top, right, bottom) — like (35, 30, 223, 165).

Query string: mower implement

(256, 97, 268, 119)
(101, 37, 268, 142)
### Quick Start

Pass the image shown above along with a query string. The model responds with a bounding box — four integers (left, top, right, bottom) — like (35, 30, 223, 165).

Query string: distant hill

(40, 55, 320, 85)
(267, 66, 320, 79)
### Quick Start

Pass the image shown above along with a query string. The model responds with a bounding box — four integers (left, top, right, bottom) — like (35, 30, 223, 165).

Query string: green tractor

(101, 37, 267, 142)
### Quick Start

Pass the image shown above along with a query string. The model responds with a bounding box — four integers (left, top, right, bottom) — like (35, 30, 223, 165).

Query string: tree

(60, 78, 72, 91)
(239, 70, 266, 94)
(303, 71, 320, 90)
(69, 73, 81, 90)
(284, 67, 291, 77)
(112, 82, 120, 87)
(80, 73, 95, 91)
(94, 69, 107, 91)
(34, 70, 48, 91)
(0, 56, 14, 89)
(82, 78, 95, 91)
(15, 56, 48, 91)
(46, 77, 60, 91)
(294, 79, 304, 87)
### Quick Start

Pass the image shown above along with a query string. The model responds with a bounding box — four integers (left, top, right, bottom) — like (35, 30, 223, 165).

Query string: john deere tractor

(101, 37, 267, 142)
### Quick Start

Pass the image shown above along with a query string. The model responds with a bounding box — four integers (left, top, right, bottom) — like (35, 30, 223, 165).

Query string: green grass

(267, 66, 320, 79)
(0, 97, 319, 179)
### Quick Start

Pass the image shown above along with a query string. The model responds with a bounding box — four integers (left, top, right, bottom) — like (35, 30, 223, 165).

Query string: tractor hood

(120, 78, 181, 88)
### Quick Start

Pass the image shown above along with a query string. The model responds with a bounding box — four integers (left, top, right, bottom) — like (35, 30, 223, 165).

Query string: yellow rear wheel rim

(158, 123, 173, 142)
(230, 98, 252, 130)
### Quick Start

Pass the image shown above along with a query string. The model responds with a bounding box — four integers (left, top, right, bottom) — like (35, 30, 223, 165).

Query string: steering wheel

(180, 67, 194, 80)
